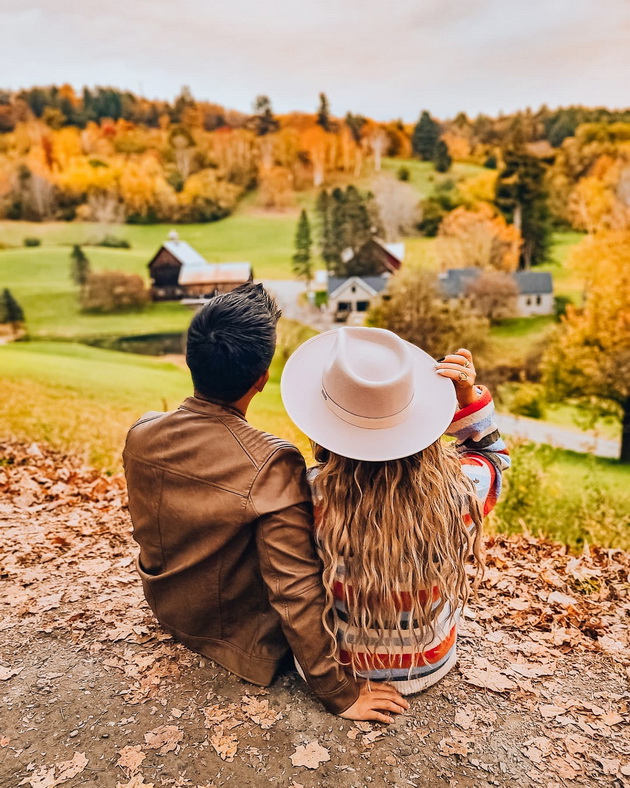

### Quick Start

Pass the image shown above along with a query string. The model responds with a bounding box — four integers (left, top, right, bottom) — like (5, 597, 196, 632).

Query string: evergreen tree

(495, 150, 551, 268)
(345, 112, 366, 144)
(433, 139, 452, 173)
(70, 244, 91, 286)
(292, 210, 313, 285)
(250, 95, 278, 136)
(316, 190, 338, 269)
(412, 110, 440, 160)
(1, 288, 25, 333)
(315, 186, 379, 275)
(317, 93, 331, 132)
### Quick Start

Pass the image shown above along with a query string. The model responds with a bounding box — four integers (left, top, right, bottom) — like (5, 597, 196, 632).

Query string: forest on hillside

(0, 85, 629, 256)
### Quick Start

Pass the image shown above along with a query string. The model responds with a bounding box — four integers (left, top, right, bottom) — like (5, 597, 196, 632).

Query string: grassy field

(1, 339, 627, 548)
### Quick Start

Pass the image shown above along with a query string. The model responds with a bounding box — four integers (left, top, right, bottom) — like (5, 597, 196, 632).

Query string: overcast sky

(2, 0, 629, 121)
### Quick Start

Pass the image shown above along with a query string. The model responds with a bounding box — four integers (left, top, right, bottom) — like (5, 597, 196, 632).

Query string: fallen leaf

(0, 665, 23, 681)
(55, 752, 88, 781)
(241, 696, 280, 729)
(438, 734, 471, 756)
(290, 741, 331, 769)
(594, 756, 620, 775)
(210, 730, 238, 762)
(116, 746, 146, 773)
(539, 704, 566, 718)
(547, 591, 577, 608)
(116, 777, 154, 788)
(454, 708, 476, 730)
(0, 736, 9, 747)
(464, 665, 517, 692)
(144, 725, 183, 755)
(170, 708, 184, 718)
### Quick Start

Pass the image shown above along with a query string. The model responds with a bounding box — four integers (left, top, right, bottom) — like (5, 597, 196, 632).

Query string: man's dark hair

(186, 283, 281, 403)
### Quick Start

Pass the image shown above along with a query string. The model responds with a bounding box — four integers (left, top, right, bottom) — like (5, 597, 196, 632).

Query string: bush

(81, 271, 148, 313)
(554, 294, 573, 321)
(97, 235, 131, 249)
(23, 237, 41, 247)
(493, 441, 629, 550)
(397, 166, 410, 182)
(499, 383, 546, 419)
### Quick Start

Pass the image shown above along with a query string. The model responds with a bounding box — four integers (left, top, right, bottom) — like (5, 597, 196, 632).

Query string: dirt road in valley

(1, 442, 629, 787)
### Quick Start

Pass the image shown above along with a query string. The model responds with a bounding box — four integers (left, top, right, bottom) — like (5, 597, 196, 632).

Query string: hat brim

(280, 329, 457, 462)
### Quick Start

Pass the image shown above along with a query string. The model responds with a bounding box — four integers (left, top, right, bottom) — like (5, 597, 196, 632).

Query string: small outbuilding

(437, 269, 554, 317)
(147, 231, 252, 300)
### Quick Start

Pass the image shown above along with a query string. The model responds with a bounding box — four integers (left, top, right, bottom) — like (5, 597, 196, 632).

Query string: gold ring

(463, 360, 470, 368)
(459, 372, 468, 382)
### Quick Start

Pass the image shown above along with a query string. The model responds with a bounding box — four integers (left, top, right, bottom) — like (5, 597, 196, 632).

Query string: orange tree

(542, 232, 630, 462)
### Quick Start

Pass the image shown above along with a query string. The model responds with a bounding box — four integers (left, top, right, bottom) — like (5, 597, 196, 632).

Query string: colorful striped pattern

(310, 387, 509, 695)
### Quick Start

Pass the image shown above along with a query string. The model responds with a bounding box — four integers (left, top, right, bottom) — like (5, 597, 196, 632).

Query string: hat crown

(322, 327, 414, 423)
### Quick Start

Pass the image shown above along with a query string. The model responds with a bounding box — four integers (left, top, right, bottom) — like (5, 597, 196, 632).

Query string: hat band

(321, 385, 415, 430)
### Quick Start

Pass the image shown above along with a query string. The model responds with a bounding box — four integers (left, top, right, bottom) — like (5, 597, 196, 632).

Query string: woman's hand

(436, 348, 480, 409)
(339, 682, 409, 724)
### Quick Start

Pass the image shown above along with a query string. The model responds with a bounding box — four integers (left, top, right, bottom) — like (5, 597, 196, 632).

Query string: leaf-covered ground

(1, 441, 629, 788)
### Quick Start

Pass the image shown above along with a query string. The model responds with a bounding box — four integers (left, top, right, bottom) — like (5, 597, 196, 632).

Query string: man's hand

(339, 682, 409, 724)
(436, 348, 480, 409)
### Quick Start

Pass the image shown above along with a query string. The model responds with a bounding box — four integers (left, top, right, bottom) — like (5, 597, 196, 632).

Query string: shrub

(499, 383, 546, 419)
(23, 237, 41, 247)
(493, 441, 629, 550)
(97, 235, 131, 249)
(554, 294, 573, 321)
(81, 271, 148, 313)
(397, 166, 410, 182)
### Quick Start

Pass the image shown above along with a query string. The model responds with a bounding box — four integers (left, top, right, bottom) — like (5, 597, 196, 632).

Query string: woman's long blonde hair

(313, 438, 484, 669)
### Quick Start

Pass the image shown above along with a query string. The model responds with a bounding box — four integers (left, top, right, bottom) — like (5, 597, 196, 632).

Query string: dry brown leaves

(2, 440, 630, 786)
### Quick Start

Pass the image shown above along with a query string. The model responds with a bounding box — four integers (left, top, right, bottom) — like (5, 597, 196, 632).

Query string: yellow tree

(542, 232, 630, 462)
(437, 203, 522, 272)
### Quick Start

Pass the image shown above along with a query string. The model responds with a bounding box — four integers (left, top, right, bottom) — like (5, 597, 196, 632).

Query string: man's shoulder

(226, 417, 301, 469)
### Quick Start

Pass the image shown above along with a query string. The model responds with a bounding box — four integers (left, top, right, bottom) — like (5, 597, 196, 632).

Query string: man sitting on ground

(123, 283, 407, 722)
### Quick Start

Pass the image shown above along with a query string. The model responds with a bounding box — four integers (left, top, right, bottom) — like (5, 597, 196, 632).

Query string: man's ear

(254, 369, 270, 393)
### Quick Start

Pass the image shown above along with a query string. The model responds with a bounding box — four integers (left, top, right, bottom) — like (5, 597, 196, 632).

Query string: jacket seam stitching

(155, 468, 166, 572)
(249, 446, 294, 518)
(123, 451, 247, 497)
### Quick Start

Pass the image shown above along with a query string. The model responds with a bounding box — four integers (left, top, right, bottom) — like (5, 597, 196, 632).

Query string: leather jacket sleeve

(249, 445, 361, 714)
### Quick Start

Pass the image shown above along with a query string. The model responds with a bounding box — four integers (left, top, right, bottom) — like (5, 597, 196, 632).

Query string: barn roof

(179, 262, 252, 286)
(162, 240, 207, 267)
(328, 275, 389, 298)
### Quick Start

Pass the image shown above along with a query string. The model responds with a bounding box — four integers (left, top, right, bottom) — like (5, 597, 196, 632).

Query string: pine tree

(433, 139, 452, 173)
(316, 190, 338, 269)
(495, 150, 551, 268)
(292, 209, 313, 286)
(70, 244, 91, 286)
(412, 110, 441, 160)
(1, 288, 25, 334)
(317, 93, 331, 132)
(250, 95, 278, 136)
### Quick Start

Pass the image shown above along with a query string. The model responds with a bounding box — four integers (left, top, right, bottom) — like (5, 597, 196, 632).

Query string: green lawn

(381, 158, 486, 198)
(2, 340, 627, 548)
(0, 338, 311, 469)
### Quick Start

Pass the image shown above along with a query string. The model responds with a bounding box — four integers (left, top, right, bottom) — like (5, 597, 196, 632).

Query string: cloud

(2, 0, 629, 119)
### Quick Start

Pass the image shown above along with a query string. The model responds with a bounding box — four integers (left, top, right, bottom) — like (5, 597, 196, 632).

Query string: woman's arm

(436, 349, 510, 515)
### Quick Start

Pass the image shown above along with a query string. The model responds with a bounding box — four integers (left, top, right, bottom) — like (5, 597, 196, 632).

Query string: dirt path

(1, 442, 629, 788)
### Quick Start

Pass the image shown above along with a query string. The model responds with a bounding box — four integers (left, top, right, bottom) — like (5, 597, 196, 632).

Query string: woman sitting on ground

(281, 327, 510, 716)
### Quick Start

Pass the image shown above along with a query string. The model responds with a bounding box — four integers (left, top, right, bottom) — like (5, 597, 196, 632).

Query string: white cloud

(1, 0, 629, 119)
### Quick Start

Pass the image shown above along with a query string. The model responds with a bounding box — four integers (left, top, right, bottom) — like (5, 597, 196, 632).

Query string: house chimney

(168, 230, 179, 242)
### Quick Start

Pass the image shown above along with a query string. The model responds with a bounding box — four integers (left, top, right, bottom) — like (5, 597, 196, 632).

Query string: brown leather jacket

(123, 395, 359, 713)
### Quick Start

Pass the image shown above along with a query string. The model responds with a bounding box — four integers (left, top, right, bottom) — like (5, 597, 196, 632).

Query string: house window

(337, 301, 351, 312)
(536, 295, 542, 305)
(351, 285, 357, 293)
(356, 300, 370, 312)
(526, 297, 532, 306)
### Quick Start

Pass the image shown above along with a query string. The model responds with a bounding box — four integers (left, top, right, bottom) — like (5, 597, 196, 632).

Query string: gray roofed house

(327, 274, 390, 323)
(438, 268, 554, 317)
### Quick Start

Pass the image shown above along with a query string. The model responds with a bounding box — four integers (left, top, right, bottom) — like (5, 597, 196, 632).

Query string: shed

(328, 275, 389, 322)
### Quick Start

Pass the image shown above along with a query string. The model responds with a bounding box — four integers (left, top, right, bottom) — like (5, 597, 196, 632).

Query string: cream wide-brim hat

(280, 326, 457, 462)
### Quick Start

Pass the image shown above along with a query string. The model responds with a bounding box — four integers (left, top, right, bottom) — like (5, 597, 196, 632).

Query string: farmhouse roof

(179, 262, 252, 286)
(341, 238, 404, 273)
(328, 275, 389, 299)
(438, 268, 553, 297)
(147, 239, 208, 268)
(514, 271, 553, 295)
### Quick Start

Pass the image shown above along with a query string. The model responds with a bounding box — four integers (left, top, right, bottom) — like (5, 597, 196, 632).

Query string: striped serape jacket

(309, 386, 510, 695)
